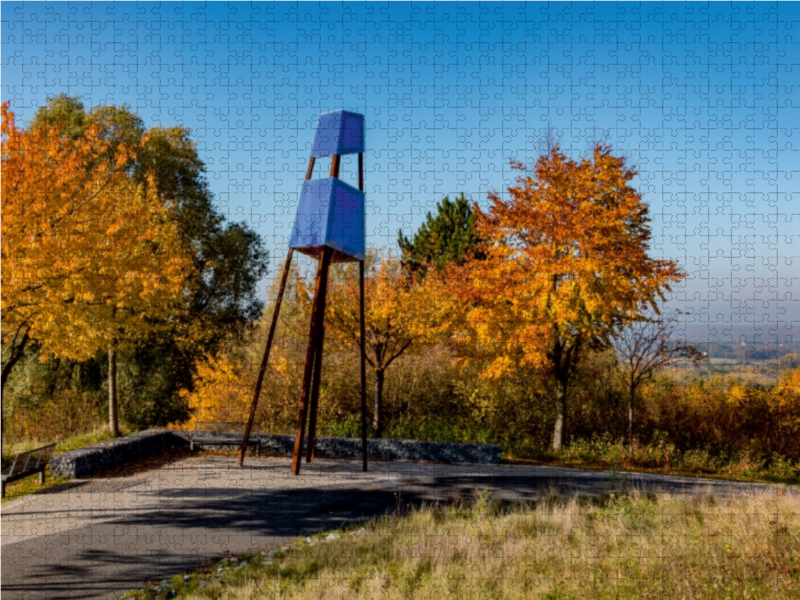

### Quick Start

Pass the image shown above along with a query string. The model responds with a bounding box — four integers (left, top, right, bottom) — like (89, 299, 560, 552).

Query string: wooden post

(359, 259, 368, 472)
(292, 247, 333, 475)
(305, 157, 316, 181)
(239, 249, 295, 467)
(330, 154, 341, 178)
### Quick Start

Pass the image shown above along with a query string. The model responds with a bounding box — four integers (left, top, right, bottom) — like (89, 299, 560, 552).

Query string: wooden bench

(191, 422, 260, 456)
(2, 443, 57, 498)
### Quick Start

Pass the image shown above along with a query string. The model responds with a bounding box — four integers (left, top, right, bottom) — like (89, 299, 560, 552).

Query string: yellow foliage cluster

(178, 355, 251, 428)
(779, 366, 800, 392)
(638, 375, 800, 460)
(323, 254, 456, 372)
(1, 102, 192, 361)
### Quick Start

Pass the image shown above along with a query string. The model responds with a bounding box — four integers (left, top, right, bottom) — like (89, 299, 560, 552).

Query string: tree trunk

(627, 395, 634, 451)
(1, 330, 30, 397)
(373, 369, 385, 438)
(108, 346, 120, 437)
(551, 383, 567, 451)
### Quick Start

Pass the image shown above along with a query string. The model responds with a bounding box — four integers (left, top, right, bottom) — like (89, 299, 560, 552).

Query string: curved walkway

(2, 454, 795, 600)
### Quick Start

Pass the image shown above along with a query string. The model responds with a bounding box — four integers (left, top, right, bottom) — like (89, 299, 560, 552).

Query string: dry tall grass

(179, 490, 800, 599)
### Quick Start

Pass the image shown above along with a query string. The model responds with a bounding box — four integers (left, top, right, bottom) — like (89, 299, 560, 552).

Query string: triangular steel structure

(239, 110, 369, 474)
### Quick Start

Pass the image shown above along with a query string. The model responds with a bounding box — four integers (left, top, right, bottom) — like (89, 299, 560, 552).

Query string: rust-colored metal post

(305, 271, 331, 463)
(291, 247, 333, 475)
(239, 248, 294, 467)
(330, 154, 341, 178)
(358, 152, 364, 190)
(358, 152, 368, 472)
(359, 259, 368, 472)
(305, 157, 316, 181)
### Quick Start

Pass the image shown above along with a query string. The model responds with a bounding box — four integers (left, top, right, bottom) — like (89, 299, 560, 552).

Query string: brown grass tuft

(171, 490, 800, 599)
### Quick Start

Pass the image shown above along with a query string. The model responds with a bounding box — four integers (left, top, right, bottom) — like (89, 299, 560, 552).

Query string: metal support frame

(357, 152, 367, 471)
(291, 247, 333, 474)
(305, 278, 329, 462)
(240, 149, 368, 474)
(238, 249, 295, 467)
(359, 257, 368, 471)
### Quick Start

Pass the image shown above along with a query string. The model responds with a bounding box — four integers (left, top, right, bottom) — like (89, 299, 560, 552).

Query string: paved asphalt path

(2, 453, 796, 600)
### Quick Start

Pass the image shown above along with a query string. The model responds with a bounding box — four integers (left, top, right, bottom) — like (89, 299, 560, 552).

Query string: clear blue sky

(2, 1, 798, 344)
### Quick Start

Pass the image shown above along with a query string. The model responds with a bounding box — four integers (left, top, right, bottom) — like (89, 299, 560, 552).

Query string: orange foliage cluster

(639, 373, 800, 461)
(1, 102, 191, 361)
(177, 355, 251, 428)
(449, 145, 683, 379)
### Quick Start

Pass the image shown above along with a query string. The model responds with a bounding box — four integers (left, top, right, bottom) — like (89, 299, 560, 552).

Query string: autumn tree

(398, 194, 484, 275)
(181, 259, 322, 433)
(1, 101, 123, 392)
(614, 314, 703, 448)
(1, 102, 192, 436)
(20, 95, 268, 428)
(452, 144, 683, 450)
(320, 253, 451, 437)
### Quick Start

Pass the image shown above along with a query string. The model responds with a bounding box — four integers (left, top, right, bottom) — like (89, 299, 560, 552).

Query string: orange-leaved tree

(1, 102, 191, 436)
(320, 253, 454, 437)
(451, 144, 683, 450)
(1, 101, 122, 392)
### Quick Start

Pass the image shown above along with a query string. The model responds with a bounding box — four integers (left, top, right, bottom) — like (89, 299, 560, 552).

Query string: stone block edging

(184, 432, 501, 464)
(49, 428, 189, 479)
(50, 429, 501, 478)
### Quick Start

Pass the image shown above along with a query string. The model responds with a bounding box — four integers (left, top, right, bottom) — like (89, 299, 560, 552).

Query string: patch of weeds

(1, 467, 72, 503)
(543, 588, 575, 600)
(764, 453, 800, 481)
(512, 514, 557, 537)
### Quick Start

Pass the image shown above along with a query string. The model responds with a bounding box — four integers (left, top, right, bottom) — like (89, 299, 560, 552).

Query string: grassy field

(123, 490, 800, 600)
(508, 435, 800, 486)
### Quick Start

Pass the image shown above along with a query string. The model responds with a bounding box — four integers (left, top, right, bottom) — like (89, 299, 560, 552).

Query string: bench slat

(4, 444, 56, 477)
(2, 443, 56, 496)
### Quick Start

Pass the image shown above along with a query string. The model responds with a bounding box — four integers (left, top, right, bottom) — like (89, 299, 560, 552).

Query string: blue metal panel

(288, 178, 331, 250)
(310, 110, 365, 157)
(289, 177, 365, 262)
(327, 179, 366, 261)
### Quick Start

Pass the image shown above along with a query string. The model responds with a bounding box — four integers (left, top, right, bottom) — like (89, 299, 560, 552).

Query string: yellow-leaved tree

(321, 253, 454, 437)
(1, 102, 192, 436)
(452, 144, 684, 450)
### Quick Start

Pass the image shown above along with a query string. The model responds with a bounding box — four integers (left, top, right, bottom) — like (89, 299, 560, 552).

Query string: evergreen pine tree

(397, 194, 484, 274)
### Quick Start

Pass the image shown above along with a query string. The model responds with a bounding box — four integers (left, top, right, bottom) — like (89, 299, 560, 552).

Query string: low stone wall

(181, 431, 501, 464)
(50, 429, 189, 478)
(50, 429, 501, 478)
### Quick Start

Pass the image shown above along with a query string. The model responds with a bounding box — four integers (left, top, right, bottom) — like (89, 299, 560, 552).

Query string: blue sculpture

(310, 110, 365, 157)
(289, 110, 366, 262)
(241, 110, 369, 475)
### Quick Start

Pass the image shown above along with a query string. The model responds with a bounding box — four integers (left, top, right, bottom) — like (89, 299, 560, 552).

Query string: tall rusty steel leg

(357, 152, 368, 471)
(291, 247, 333, 475)
(305, 272, 330, 463)
(239, 249, 294, 467)
(359, 259, 368, 472)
